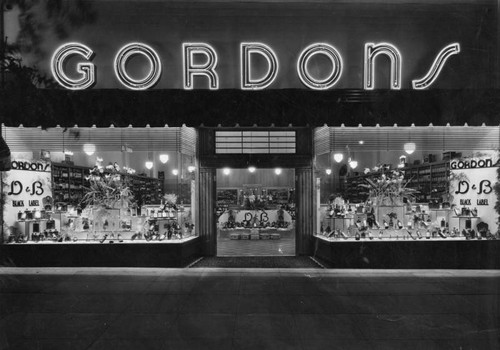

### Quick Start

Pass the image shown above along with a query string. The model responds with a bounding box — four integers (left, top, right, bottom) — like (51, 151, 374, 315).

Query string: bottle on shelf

(397, 220, 403, 229)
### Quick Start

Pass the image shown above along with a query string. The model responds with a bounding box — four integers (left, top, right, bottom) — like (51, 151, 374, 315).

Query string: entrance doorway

(215, 168, 296, 256)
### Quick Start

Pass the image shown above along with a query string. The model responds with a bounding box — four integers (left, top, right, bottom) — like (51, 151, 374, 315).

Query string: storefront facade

(1, 0, 499, 267)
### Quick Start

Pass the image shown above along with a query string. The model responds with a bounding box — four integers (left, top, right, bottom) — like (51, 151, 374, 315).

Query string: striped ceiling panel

(3, 126, 195, 155)
(320, 126, 500, 154)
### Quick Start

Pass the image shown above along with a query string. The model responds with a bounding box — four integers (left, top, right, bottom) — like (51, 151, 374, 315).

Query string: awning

(1, 89, 500, 127)
(0, 135, 11, 171)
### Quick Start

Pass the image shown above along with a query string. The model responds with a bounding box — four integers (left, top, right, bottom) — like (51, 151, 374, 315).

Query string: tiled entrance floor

(0, 268, 499, 350)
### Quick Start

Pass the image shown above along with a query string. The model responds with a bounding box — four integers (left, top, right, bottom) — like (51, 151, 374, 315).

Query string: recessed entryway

(215, 168, 296, 256)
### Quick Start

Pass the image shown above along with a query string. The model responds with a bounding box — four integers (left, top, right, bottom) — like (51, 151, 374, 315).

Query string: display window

(315, 125, 500, 242)
(1, 126, 197, 244)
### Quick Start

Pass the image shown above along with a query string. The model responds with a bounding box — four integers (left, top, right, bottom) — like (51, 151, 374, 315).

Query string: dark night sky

(15, 0, 498, 90)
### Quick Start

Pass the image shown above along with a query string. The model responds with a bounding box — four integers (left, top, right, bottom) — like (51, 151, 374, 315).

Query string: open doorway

(216, 168, 296, 256)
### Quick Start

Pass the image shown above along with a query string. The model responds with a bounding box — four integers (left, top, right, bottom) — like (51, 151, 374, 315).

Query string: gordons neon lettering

(50, 42, 460, 90)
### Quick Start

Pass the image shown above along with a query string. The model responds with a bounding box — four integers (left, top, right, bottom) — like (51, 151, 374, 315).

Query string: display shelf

(322, 217, 354, 231)
(453, 216, 481, 231)
(52, 163, 90, 206)
(344, 159, 451, 204)
(52, 163, 163, 207)
(403, 160, 450, 204)
(129, 174, 163, 205)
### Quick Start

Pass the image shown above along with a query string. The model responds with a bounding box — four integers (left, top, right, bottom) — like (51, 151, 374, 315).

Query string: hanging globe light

(404, 142, 416, 155)
(349, 159, 358, 169)
(275, 168, 282, 175)
(145, 161, 153, 170)
(223, 168, 231, 175)
(83, 143, 96, 156)
(325, 168, 332, 175)
(159, 154, 169, 163)
(333, 153, 344, 163)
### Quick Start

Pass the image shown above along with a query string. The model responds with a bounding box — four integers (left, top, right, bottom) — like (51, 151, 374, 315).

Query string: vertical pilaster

(197, 167, 216, 256)
(295, 166, 314, 255)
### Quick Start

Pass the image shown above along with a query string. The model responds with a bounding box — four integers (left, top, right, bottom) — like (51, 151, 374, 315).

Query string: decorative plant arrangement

(81, 162, 135, 210)
(163, 193, 178, 210)
(361, 169, 417, 206)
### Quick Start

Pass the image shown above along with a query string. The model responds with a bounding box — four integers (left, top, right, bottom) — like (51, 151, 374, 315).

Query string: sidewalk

(1, 268, 499, 349)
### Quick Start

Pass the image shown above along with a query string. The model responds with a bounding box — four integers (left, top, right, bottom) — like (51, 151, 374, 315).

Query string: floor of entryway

(1, 268, 499, 349)
(217, 236, 295, 256)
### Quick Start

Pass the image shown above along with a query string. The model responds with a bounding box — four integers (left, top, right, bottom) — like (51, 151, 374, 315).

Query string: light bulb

(187, 165, 196, 173)
(223, 168, 230, 175)
(145, 161, 153, 169)
(404, 142, 416, 155)
(275, 168, 282, 175)
(325, 168, 332, 175)
(248, 166, 256, 173)
(159, 154, 169, 163)
(83, 143, 96, 156)
(333, 153, 343, 163)
(172, 169, 179, 176)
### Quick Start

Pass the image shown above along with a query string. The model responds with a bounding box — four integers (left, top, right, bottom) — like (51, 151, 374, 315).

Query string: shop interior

(216, 168, 296, 256)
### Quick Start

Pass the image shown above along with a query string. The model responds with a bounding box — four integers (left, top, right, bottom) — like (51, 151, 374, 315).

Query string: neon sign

(50, 41, 460, 90)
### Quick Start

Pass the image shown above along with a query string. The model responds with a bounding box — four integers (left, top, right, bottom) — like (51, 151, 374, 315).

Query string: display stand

(453, 216, 480, 231)
(323, 216, 354, 231)
(376, 205, 405, 228)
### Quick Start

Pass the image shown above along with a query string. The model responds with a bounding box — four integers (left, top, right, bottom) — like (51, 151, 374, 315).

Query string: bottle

(441, 218, 446, 228)
(383, 220, 389, 229)
(397, 220, 403, 229)
(17, 210, 23, 221)
(471, 208, 478, 217)
(320, 224, 324, 234)
(465, 218, 472, 229)
(416, 230, 422, 239)
(426, 230, 431, 239)
(378, 231, 383, 239)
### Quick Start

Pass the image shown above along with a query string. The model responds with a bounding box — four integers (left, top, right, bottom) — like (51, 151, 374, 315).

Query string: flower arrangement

(361, 168, 417, 206)
(81, 162, 134, 209)
(163, 193, 178, 209)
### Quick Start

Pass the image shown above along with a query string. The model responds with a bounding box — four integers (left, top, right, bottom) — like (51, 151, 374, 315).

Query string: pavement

(0, 267, 499, 350)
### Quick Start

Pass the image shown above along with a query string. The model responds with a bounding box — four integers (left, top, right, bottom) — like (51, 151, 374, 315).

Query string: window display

(315, 126, 500, 242)
(1, 126, 197, 245)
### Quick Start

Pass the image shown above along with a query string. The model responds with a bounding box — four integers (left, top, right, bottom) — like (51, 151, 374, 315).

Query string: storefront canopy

(1, 89, 500, 128)
(0, 134, 11, 171)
